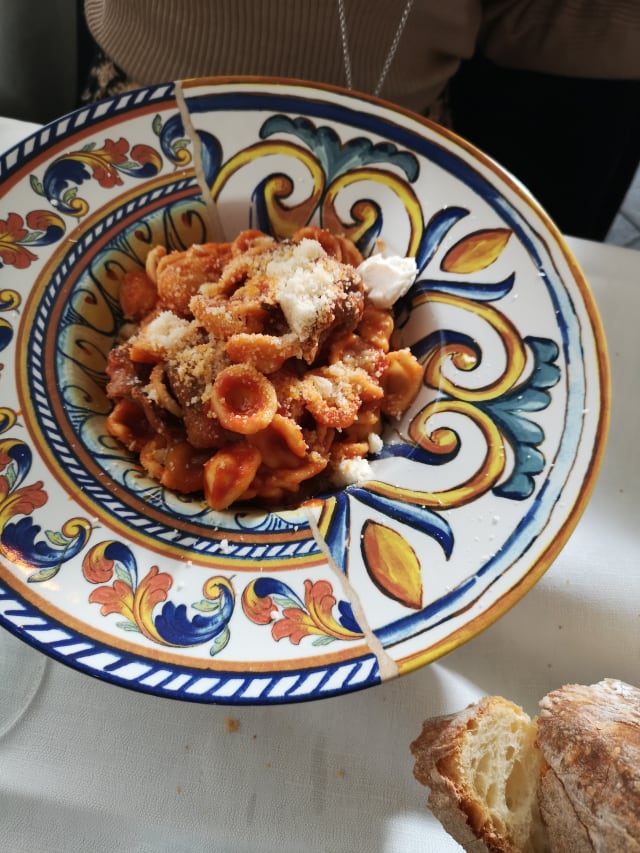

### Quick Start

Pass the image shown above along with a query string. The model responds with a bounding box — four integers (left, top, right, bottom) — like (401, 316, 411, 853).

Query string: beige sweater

(84, 0, 640, 114)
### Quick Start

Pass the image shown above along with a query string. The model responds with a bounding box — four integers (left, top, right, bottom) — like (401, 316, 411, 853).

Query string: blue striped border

(0, 583, 380, 705)
(0, 84, 176, 181)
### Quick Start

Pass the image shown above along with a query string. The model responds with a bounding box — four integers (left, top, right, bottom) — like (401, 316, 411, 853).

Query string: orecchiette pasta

(105, 227, 423, 510)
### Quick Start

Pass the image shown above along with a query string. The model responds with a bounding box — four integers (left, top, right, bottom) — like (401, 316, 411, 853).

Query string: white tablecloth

(1, 117, 638, 853)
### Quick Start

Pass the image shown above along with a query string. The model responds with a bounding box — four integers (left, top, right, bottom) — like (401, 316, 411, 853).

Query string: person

(450, 2, 640, 241)
(81, 0, 640, 240)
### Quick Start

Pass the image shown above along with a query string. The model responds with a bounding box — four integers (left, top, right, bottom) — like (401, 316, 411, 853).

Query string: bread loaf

(410, 679, 640, 852)
(536, 679, 640, 852)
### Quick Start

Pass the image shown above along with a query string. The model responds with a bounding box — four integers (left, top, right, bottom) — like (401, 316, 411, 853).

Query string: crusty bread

(410, 679, 640, 853)
(411, 696, 548, 853)
(536, 679, 640, 852)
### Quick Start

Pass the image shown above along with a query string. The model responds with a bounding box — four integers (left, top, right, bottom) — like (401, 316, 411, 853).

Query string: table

(1, 118, 638, 853)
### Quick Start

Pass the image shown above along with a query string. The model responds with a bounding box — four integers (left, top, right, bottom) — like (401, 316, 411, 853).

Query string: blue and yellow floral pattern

(0, 431, 91, 583)
(82, 541, 234, 656)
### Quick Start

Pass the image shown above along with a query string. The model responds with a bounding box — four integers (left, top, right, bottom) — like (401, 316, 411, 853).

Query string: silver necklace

(336, 0, 415, 97)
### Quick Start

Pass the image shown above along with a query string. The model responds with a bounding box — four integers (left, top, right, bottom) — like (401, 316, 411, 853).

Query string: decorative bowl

(0, 77, 609, 704)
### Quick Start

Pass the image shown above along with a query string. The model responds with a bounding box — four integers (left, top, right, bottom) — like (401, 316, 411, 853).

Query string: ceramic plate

(0, 78, 609, 704)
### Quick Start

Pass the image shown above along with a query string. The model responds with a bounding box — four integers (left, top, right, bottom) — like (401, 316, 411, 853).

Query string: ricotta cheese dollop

(357, 253, 417, 308)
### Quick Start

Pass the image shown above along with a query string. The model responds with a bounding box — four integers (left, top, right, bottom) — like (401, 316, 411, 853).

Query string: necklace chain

(336, 0, 415, 97)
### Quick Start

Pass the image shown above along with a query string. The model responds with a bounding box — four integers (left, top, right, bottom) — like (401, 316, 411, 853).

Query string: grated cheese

(138, 311, 195, 352)
(268, 239, 336, 341)
(331, 456, 374, 488)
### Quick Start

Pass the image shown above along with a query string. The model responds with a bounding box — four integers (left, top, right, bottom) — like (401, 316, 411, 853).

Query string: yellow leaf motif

(441, 228, 512, 274)
(361, 520, 422, 610)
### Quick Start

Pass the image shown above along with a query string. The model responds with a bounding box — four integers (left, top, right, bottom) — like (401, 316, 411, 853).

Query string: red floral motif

(131, 143, 160, 167)
(0, 481, 48, 519)
(90, 138, 130, 188)
(133, 565, 173, 632)
(243, 590, 276, 626)
(89, 578, 135, 621)
(0, 444, 12, 470)
(0, 212, 38, 269)
(81, 548, 117, 585)
(242, 577, 363, 645)
(83, 545, 173, 643)
(103, 137, 129, 162)
(75, 138, 162, 189)
(0, 444, 48, 519)
(0, 209, 66, 270)
(272, 580, 339, 644)
(88, 565, 175, 642)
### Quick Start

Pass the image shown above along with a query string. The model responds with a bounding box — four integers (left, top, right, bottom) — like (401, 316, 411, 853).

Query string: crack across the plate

(174, 79, 226, 243)
(303, 505, 399, 682)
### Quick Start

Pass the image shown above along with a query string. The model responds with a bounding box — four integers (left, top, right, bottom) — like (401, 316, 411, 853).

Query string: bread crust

(411, 704, 494, 852)
(536, 678, 640, 852)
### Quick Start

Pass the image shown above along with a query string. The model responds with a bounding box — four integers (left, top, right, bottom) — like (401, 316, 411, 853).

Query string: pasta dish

(105, 227, 422, 510)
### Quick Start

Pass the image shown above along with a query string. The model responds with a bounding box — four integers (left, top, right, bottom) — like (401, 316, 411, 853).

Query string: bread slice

(411, 696, 549, 852)
(410, 679, 640, 853)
